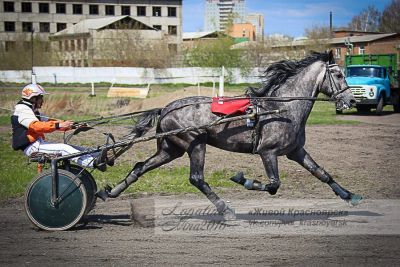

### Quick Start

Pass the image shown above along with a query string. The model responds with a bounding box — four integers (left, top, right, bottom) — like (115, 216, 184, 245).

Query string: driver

(11, 83, 108, 171)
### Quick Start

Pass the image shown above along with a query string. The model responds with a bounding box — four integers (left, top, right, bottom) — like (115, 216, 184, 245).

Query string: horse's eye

(336, 73, 343, 79)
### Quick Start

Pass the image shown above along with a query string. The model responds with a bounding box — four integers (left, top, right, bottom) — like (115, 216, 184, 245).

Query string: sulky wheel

(24, 169, 87, 231)
(60, 164, 97, 214)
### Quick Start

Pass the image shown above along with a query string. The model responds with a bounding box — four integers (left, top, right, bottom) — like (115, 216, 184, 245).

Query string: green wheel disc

(61, 164, 97, 214)
(25, 169, 87, 231)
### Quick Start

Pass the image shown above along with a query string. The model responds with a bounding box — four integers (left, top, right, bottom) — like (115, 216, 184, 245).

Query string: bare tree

(348, 5, 381, 32)
(379, 0, 400, 33)
(304, 24, 330, 52)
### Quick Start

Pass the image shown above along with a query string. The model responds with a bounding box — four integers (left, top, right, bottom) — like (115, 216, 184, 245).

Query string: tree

(304, 24, 330, 53)
(379, 0, 400, 33)
(348, 5, 381, 32)
(184, 35, 250, 70)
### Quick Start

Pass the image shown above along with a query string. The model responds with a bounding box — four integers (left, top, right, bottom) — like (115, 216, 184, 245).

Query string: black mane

(247, 51, 334, 96)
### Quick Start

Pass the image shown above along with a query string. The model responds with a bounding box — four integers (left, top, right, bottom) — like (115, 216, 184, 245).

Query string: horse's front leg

(259, 151, 281, 195)
(230, 152, 281, 195)
(287, 147, 362, 205)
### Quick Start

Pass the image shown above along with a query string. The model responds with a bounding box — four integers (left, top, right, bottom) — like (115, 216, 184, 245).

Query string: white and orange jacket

(11, 100, 64, 150)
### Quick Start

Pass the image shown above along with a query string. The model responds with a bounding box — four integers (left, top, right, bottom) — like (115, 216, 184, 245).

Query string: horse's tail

(132, 108, 162, 138)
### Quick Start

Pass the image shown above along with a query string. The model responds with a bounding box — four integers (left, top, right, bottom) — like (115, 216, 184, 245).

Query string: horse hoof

(95, 186, 111, 201)
(222, 207, 236, 221)
(348, 194, 363, 206)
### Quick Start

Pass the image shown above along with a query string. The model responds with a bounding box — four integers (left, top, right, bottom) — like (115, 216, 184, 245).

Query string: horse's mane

(247, 51, 334, 96)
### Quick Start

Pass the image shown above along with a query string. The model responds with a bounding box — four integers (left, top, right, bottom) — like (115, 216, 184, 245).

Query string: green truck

(343, 54, 400, 114)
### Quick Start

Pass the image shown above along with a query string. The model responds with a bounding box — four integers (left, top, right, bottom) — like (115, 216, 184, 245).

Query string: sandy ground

(1, 105, 400, 266)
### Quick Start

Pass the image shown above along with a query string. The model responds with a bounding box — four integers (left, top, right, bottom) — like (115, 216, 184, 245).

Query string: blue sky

(183, 0, 393, 37)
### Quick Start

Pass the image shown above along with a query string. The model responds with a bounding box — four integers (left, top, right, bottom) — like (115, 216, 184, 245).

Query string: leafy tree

(184, 35, 250, 70)
(379, 0, 400, 33)
(348, 5, 381, 32)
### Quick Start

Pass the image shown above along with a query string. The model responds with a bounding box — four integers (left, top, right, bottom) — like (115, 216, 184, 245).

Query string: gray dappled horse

(97, 51, 360, 220)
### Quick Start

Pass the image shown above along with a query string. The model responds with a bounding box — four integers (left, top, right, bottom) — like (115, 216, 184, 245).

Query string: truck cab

(343, 54, 399, 115)
(346, 65, 391, 113)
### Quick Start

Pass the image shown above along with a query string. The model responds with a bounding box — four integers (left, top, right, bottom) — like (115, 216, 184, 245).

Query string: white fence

(0, 67, 264, 85)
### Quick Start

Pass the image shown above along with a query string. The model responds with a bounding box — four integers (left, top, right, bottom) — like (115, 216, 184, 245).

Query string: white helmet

(21, 83, 49, 100)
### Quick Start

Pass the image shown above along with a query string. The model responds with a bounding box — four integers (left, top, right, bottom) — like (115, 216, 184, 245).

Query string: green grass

(95, 167, 237, 195)
(0, 134, 36, 200)
(307, 101, 360, 125)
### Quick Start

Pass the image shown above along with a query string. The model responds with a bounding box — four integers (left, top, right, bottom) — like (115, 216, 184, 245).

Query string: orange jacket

(26, 120, 63, 142)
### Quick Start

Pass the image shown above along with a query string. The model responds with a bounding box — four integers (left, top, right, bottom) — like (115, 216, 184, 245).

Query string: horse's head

(320, 52, 356, 111)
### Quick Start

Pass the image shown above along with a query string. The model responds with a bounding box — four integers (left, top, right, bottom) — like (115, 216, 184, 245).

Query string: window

(22, 22, 33, 32)
(137, 6, 146, 16)
(73, 4, 83, 14)
(153, 25, 162, 31)
(39, 22, 50, 33)
(3, 1, 14, 12)
(5, 41, 16, 52)
(153, 6, 161, 17)
(335, 48, 341, 59)
(168, 44, 177, 54)
(39, 3, 49, 13)
(359, 46, 365, 55)
(89, 5, 99, 15)
(168, 7, 176, 17)
(121, 6, 130, 15)
(56, 3, 66, 14)
(57, 23, 66, 32)
(105, 5, 115, 15)
(70, 40, 75, 51)
(4, 21, 15, 32)
(168, 25, 177, 35)
(21, 2, 32, 13)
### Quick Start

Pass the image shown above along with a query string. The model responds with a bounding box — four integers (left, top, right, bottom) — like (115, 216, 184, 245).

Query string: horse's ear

(328, 50, 334, 63)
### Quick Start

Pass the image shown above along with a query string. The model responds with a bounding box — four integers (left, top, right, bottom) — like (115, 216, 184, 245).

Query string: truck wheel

(376, 96, 384, 115)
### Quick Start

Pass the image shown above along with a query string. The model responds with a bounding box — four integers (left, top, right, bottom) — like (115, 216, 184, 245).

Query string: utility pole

(31, 29, 36, 84)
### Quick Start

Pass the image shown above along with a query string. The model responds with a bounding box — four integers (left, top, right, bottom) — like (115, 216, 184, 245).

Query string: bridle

(324, 63, 351, 102)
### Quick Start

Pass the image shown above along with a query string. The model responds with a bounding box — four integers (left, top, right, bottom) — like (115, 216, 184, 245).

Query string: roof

(53, 16, 154, 36)
(183, 31, 224, 40)
(257, 33, 399, 48)
(328, 33, 398, 44)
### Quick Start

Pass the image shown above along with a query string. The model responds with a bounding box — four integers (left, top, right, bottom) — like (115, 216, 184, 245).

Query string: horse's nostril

(350, 99, 356, 105)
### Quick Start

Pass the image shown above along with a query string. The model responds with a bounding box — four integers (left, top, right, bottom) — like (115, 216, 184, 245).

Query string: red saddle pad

(211, 97, 251, 116)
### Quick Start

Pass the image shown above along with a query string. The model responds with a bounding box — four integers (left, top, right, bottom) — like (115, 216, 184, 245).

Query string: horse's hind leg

(187, 136, 236, 220)
(96, 138, 184, 200)
(287, 147, 362, 205)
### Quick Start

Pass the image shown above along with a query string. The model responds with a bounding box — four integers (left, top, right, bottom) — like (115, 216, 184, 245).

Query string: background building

(50, 16, 167, 67)
(204, 0, 245, 31)
(246, 13, 264, 41)
(229, 23, 255, 42)
(0, 0, 182, 64)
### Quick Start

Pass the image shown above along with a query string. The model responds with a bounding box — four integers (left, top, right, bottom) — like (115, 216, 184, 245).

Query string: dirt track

(1, 113, 400, 266)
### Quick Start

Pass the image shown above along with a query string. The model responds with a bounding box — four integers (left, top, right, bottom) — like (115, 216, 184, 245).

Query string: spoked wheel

(60, 164, 97, 214)
(24, 169, 87, 231)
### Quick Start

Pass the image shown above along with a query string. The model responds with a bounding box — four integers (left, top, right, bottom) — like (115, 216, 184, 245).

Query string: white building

(246, 13, 264, 41)
(204, 0, 245, 31)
